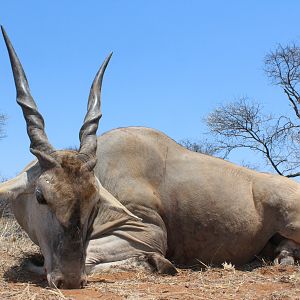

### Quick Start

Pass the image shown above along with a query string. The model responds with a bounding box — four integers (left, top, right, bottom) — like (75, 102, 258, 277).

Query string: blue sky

(1, 1, 300, 178)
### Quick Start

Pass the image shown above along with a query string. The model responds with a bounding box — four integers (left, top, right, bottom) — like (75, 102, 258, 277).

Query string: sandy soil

(1, 217, 300, 299)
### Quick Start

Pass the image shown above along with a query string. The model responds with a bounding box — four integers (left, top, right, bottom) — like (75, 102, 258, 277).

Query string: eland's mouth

(47, 272, 87, 289)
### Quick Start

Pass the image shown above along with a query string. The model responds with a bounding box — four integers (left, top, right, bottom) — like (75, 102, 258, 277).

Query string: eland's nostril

(56, 279, 64, 289)
(47, 274, 64, 289)
(80, 278, 87, 288)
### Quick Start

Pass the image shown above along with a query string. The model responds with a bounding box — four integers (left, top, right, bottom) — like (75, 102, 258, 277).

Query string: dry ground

(0, 206, 300, 299)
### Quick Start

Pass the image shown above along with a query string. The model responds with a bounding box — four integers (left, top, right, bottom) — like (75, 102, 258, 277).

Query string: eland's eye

(36, 189, 47, 205)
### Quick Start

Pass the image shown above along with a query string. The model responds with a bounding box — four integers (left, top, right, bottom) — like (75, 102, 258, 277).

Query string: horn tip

(1, 26, 10, 45)
(1, 25, 6, 36)
(106, 52, 113, 62)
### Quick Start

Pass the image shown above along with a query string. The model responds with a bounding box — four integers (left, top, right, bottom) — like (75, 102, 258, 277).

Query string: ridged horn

(79, 53, 112, 161)
(1, 26, 55, 156)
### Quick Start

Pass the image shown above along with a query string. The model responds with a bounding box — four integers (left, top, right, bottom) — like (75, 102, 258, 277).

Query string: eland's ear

(96, 178, 141, 221)
(0, 160, 40, 201)
(30, 149, 60, 170)
(89, 178, 142, 239)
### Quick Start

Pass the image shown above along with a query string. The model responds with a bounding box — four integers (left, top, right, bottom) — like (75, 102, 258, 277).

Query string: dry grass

(0, 196, 12, 218)
(0, 208, 300, 299)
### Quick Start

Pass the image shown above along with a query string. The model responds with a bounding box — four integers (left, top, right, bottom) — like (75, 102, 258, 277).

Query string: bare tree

(182, 43, 300, 177)
(179, 139, 219, 156)
(0, 113, 6, 140)
(264, 43, 300, 120)
(205, 98, 300, 177)
(0, 113, 8, 215)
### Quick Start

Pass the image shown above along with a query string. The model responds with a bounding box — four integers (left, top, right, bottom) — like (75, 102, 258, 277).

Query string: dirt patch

(1, 217, 300, 299)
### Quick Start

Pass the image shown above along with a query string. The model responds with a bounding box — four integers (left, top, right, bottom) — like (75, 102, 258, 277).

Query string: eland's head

(1, 27, 112, 289)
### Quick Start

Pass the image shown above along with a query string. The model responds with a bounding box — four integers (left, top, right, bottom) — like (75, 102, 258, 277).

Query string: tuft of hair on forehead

(52, 150, 90, 175)
(47, 150, 98, 228)
(61, 153, 86, 175)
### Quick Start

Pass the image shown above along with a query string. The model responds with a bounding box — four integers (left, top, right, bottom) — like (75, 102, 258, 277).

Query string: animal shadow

(3, 252, 47, 287)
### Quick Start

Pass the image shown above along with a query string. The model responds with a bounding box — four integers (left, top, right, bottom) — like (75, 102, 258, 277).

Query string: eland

(1, 27, 300, 289)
